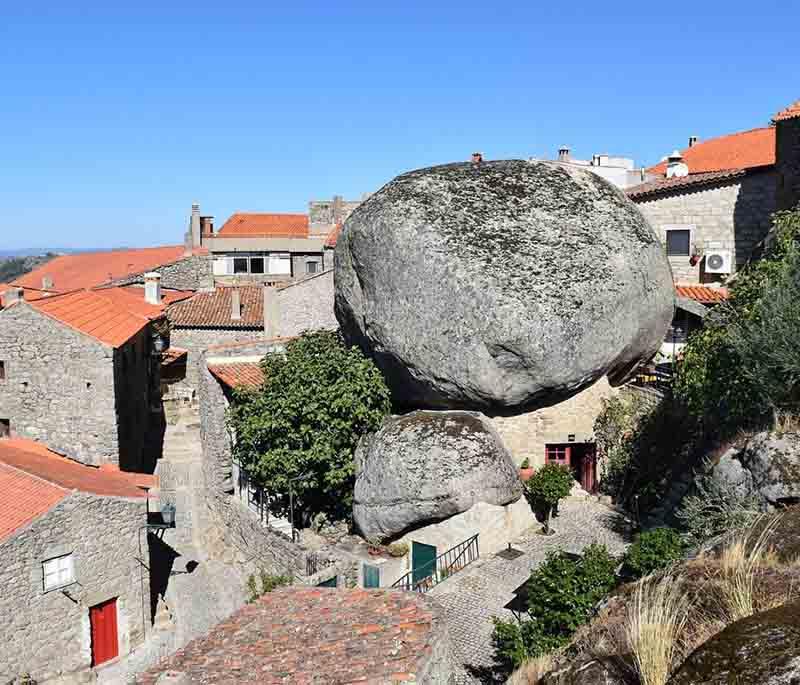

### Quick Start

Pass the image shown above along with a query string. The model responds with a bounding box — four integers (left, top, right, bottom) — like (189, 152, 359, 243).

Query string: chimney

(231, 289, 242, 320)
(1, 287, 24, 309)
(190, 202, 201, 249)
(144, 272, 162, 305)
(471, 152, 483, 165)
(558, 147, 571, 163)
(332, 196, 344, 224)
(263, 286, 281, 338)
(665, 150, 689, 178)
(200, 216, 214, 237)
(688, 136, 699, 148)
(42, 275, 53, 290)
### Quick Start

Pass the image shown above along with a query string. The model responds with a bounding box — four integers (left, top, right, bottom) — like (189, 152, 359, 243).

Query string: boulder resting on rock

(335, 159, 674, 411)
(353, 410, 522, 541)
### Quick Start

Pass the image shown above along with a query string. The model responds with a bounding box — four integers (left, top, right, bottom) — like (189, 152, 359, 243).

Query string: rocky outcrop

(353, 410, 522, 541)
(541, 657, 634, 685)
(335, 159, 674, 412)
(712, 431, 800, 507)
(668, 601, 800, 685)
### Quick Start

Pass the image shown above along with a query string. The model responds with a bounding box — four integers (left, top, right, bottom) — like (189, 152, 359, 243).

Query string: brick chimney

(200, 216, 214, 237)
(1, 287, 24, 309)
(144, 272, 162, 305)
(42, 275, 54, 290)
(558, 147, 571, 163)
(665, 150, 689, 178)
(231, 289, 242, 320)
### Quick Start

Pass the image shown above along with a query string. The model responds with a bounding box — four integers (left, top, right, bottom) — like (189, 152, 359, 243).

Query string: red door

(90, 598, 119, 666)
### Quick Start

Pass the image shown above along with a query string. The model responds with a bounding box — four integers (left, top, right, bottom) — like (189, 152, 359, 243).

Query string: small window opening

(0, 361, 5, 380)
(42, 553, 75, 592)
(86, 382, 92, 390)
(666, 229, 691, 257)
(0, 419, 9, 438)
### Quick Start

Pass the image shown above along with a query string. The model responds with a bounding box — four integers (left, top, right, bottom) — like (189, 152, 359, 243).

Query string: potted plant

(366, 538, 384, 556)
(518, 458, 535, 482)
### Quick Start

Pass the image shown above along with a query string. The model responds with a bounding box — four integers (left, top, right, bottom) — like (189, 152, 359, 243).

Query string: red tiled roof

(161, 346, 188, 367)
(0, 461, 68, 543)
(136, 588, 444, 685)
(627, 169, 747, 199)
(168, 286, 264, 328)
(324, 223, 342, 248)
(647, 127, 774, 177)
(217, 213, 309, 238)
(675, 284, 729, 304)
(0, 438, 152, 502)
(27, 287, 166, 348)
(774, 99, 800, 122)
(13, 246, 205, 292)
(208, 362, 265, 390)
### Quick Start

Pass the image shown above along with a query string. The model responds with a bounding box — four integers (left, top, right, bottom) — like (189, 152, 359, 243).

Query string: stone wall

(169, 328, 265, 397)
(0, 303, 121, 465)
(274, 269, 337, 337)
(776, 115, 800, 211)
(308, 197, 362, 225)
(197, 340, 308, 576)
(116, 254, 213, 291)
(634, 171, 777, 283)
(491, 376, 617, 467)
(0, 492, 147, 683)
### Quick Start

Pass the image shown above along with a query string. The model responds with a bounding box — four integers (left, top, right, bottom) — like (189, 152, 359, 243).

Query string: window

(267, 253, 292, 275)
(665, 229, 691, 256)
(250, 257, 265, 274)
(0, 361, 5, 380)
(545, 444, 571, 466)
(306, 261, 319, 275)
(233, 257, 249, 274)
(43, 553, 75, 591)
(0, 419, 9, 438)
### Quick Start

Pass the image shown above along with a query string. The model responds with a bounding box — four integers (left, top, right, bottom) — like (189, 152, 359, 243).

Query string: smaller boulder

(541, 657, 634, 685)
(353, 410, 522, 541)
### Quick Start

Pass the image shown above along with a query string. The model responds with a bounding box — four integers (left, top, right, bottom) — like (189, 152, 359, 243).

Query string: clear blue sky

(1, 1, 798, 250)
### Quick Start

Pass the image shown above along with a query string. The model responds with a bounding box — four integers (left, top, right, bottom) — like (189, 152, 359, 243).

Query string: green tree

(622, 528, 685, 579)
(227, 331, 391, 522)
(524, 463, 574, 534)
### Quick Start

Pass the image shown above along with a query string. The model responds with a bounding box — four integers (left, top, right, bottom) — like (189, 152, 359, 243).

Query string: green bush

(524, 463, 574, 534)
(492, 544, 618, 670)
(594, 394, 648, 498)
(246, 570, 293, 603)
(227, 331, 391, 522)
(622, 528, 685, 579)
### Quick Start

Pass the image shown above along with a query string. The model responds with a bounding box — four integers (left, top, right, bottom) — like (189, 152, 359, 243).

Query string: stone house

(774, 99, 800, 211)
(0, 281, 187, 470)
(0, 438, 153, 683)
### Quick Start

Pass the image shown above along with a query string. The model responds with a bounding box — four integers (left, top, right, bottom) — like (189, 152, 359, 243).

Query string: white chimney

(231, 289, 242, 320)
(1, 287, 24, 308)
(190, 202, 201, 249)
(42, 275, 54, 290)
(666, 150, 689, 178)
(144, 272, 162, 305)
(263, 285, 281, 338)
(558, 146, 571, 163)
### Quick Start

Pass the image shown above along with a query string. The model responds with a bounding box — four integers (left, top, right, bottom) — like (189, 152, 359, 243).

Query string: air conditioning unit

(704, 250, 732, 274)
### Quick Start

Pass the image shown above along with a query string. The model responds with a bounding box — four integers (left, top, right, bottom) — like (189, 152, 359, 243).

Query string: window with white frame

(267, 253, 292, 275)
(43, 553, 75, 591)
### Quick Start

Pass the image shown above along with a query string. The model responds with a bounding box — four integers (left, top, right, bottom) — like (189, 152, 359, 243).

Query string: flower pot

(519, 467, 535, 482)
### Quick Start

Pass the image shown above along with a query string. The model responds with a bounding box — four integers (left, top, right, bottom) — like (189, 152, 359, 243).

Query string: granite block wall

(0, 492, 148, 683)
(0, 303, 120, 465)
(634, 171, 777, 283)
(274, 269, 337, 337)
(116, 254, 213, 291)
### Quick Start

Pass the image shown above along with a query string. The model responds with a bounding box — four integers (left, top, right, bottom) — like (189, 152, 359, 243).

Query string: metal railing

(630, 365, 673, 394)
(237, 461, 271, 527)
(392, 534, 479, 593)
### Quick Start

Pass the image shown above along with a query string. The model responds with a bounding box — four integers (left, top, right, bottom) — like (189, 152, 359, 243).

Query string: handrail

(391, 533, 479, 593)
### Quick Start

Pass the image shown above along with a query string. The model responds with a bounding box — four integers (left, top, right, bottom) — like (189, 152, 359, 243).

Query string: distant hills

(0, 247, 114, 258)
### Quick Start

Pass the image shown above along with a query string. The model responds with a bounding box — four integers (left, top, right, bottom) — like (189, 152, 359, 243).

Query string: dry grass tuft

(717, 514, 782, 621)
(625, 575, 690, 685)
(506, 653, 555, 685)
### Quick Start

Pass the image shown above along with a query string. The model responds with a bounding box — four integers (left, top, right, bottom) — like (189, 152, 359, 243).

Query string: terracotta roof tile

(0, 438, 151, 514)
(136, 588, 444, 685)
(13, 246, 203, 292)
(28, 286, 168, 348)
(0, 461, 68, 543)
(161, 346, 188, 367)
(168, 286, 264, 328)
(627, 169, 747, 199)
(208, 362, 264, 389)
(646, 127, 774, 177)
(774, 99, 800, 122)
(675, 284, 729, 304)
(217, 213, 309, 238)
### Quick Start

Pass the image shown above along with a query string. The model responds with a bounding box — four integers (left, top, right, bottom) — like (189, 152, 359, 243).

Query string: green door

(317, 575, 337, 588)
(411, 541, 437, 586)
(362, 563, 381, 588)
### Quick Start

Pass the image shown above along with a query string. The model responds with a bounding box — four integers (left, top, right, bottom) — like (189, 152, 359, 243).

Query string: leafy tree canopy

(227, 330, 391, 522)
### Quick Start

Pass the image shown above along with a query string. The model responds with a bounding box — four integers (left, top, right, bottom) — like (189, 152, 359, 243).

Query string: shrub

(492, 544, 618, 670)
(246, 570, 292, 603)
(227, 331, 391, 522)
(524, 463, 574, 534)
(623, 528, 685, 579)
(386, 542, 409, 557)
(594, 394, 648, 499)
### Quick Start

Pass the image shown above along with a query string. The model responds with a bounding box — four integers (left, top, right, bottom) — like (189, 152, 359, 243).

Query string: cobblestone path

(428, 498, 632, 684)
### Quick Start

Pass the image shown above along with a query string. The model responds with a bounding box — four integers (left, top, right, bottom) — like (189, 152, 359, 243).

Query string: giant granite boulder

(335, 160, 674, 411)
(353, 410, 522, 541)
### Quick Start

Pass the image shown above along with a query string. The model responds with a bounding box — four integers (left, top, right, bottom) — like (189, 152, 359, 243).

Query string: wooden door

(411, 541, 437, 586)
(362, 563, 381, 588)
(89, 598, 118, 667)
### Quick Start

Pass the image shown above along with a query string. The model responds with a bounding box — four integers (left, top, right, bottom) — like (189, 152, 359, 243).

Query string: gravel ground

(428, 497, 633, 684)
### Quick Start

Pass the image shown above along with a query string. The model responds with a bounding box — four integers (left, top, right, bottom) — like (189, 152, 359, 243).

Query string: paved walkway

(428, 498, 632, 684)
